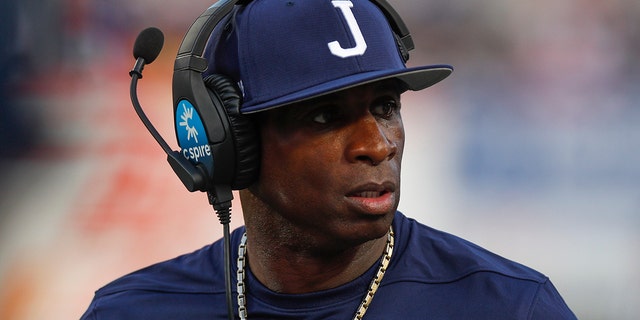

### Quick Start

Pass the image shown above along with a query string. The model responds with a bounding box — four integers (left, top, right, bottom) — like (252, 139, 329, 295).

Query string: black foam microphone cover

(133, 27, 164, 64)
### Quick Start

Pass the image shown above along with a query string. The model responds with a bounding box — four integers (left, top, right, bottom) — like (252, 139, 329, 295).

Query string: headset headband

(174, 0, 238, 73)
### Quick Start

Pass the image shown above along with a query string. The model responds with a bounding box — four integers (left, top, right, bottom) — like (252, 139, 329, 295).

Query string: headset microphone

(129, 26, 235, 320)
(133, 27, 164, 65)
(129, 27, 208, 193)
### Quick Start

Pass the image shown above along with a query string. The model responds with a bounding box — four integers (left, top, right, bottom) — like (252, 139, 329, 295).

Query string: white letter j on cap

(328, 0, 367, 58)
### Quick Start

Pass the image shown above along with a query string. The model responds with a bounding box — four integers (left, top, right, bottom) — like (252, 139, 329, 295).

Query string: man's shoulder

(393, 212, 548, 285)
(387, 213, 577, 319)
(94, 242, 222, 297)
(81, 227, 246, 319)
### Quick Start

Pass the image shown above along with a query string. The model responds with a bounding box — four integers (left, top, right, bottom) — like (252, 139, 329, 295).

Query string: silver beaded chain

(236, 227, 395, 320)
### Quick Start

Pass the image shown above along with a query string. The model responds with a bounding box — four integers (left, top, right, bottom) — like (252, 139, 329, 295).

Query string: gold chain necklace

(236, 227, 395, 320)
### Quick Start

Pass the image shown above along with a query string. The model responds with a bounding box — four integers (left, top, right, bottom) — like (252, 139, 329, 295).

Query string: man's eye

(371, 100, 399, 118)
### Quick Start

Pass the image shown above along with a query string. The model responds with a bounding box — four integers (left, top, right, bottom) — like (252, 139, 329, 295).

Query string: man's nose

(345, 115, 398, 165)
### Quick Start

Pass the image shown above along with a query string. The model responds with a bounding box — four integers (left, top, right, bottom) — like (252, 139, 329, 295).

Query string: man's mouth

(345, 182, 396, 215)
(349, 190, 388, 198)
(347, 181, 395, 198)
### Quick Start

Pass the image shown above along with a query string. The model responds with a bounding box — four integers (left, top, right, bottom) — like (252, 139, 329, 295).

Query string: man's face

(248, 80, 405, 247)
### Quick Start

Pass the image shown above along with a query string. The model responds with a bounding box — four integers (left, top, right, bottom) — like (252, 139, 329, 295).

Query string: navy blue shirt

(81, 212, 576, 319)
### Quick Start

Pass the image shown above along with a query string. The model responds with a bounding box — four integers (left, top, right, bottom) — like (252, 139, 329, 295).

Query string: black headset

(171, 0, 416, 195)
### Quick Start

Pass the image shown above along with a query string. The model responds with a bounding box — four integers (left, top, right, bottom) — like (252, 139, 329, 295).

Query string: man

(82, 0, 577, 318)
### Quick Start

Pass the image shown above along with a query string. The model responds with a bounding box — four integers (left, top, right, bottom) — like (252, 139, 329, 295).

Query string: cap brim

(241, 64, 453, 114)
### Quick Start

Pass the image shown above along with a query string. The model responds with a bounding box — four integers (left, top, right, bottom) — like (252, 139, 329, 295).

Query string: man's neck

(244, 228, 388, 294)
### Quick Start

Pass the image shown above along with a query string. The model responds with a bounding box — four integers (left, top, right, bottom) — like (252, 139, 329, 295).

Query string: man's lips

(346, 181, 396, 196)
(345, 182, 396, 215)
(349, 190, 388, 198)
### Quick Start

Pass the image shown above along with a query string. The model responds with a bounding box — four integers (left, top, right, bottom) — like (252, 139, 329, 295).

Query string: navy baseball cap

(204, 0, 453, 114)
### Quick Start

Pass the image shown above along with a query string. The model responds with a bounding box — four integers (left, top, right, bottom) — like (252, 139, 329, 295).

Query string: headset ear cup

(203, 74, 260, 189)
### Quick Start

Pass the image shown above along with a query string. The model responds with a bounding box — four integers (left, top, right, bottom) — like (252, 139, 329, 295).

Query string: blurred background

(0, 0, 638, 318)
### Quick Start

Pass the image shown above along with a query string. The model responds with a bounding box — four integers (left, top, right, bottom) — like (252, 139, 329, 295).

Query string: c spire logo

(175, 100, 213, 173)
(179, 104, 199, 143)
